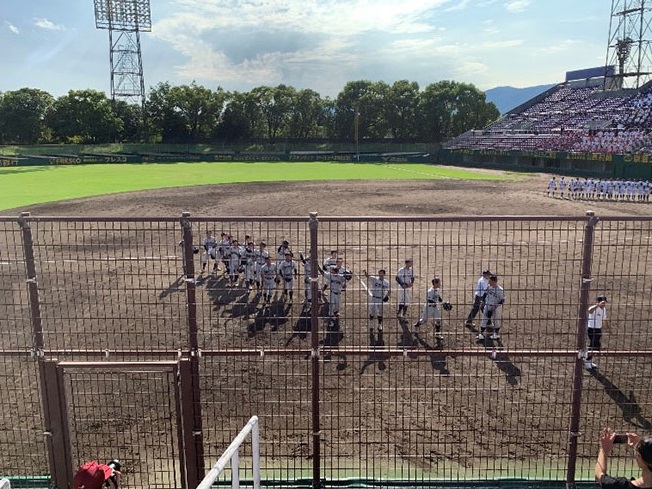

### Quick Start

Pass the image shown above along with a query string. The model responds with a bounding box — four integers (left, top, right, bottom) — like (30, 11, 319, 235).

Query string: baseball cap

(597, 295, 608, 302)
(405, 258, 413, 262)
(482, 269, 492, 275)
(73, 461, 113, 489)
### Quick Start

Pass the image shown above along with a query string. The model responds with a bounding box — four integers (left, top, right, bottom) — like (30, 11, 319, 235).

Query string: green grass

(0, 162, 516, 211)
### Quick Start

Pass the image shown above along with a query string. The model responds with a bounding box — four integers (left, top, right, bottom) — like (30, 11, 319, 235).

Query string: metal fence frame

(1, 211, 652, 489)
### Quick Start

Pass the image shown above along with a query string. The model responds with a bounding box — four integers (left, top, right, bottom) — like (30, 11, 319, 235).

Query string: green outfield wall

(2, 149, 651, 179)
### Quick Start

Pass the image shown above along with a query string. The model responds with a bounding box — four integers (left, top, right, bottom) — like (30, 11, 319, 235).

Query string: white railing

(197, 416, 260, 489)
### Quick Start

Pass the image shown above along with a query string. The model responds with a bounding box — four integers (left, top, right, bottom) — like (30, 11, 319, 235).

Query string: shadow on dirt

(590, 369, 652, 429)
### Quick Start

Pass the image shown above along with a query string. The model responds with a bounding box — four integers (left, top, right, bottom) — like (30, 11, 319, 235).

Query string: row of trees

(0, 80, 499, 145)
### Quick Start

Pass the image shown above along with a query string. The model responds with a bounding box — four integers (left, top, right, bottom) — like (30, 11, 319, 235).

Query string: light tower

(605, 0, 652, 89)
(93, 0, 151, 108)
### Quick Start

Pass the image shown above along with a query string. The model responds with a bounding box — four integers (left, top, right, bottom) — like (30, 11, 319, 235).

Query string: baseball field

(2, 161, 652, 487)
(0, 162, 510, 211)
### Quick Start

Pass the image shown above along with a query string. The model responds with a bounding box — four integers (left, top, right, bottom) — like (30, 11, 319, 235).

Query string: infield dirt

(4, 168, 652, 483)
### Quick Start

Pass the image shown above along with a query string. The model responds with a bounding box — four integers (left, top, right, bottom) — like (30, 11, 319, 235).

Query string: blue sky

(0, 0, 611, 98)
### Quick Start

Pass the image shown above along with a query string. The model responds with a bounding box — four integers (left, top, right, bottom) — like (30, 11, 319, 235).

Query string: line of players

(197, 231, 505, 346)
(546, 176, 652, 202)
(199, 232, 354, 313)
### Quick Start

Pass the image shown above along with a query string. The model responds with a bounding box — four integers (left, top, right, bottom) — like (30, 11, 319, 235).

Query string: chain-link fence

(1, 212, 651, 488)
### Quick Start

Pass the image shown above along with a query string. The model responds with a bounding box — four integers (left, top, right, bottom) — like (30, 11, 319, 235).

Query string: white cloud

(505, 0, 531, 13)
(445, 0, 470, 12)
(150, 0, 456, 88)
(4, 21, 19, 35)
(33, 18, 68, 32)
(537, 39, 582, 55)
(483, 20, 500, 35)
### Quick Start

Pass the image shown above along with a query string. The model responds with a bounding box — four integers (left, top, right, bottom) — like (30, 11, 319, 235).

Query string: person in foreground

(73, 460, 121, 489)
(596, 427, 652, 488)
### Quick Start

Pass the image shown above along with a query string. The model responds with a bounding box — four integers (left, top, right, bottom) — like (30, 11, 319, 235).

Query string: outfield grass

(0, 162, 517, 211)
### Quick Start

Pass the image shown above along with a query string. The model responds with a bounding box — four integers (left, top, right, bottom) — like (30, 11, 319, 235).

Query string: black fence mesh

(1, 214, 651, 488)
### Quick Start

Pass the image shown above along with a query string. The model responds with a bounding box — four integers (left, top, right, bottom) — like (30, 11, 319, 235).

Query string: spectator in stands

(595, 427, 652, 488)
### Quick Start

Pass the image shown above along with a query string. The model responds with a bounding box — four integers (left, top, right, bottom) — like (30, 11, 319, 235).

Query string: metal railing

(197, 416, 260, 489)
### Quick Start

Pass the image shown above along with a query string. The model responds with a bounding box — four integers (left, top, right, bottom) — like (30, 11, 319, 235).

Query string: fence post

(17, 212, 44, 354)
(17, 213, 70, 485)
(566, 211, 600, 489)
(39, 359, 73, 489)
(180, 212, 205, 486)
(308, 212, 322, 489)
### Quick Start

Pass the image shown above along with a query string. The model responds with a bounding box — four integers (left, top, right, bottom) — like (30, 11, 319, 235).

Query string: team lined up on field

(546, 176, 652, 201)
(195, 231, 506, 345)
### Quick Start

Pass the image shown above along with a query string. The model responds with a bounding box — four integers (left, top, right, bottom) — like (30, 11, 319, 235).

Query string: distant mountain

(485, 84, 557, 114)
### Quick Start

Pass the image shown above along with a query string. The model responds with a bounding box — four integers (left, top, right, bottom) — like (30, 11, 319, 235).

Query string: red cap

(73, 461, 113, 489)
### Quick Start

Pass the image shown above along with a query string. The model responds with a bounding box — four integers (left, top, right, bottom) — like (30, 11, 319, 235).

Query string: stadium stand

(447, 78, 652, 154)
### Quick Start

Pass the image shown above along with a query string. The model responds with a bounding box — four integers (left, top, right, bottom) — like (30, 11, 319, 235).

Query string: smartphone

(613, 434, 628, 444)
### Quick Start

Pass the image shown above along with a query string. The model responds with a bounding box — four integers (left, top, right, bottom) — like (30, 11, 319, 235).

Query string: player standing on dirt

(254, 241, 269, 291)
(395, 258, 415, 319)
(477, 275, 505, 341)
(260, 256, 279, 306)
(242, 241, 257, 291)
(227, 238, 242, 286)
(322, 259, 348, 319)
(278, 251, 298, 304)
(413, 277, 448, 340)
(277, 240, 291, 265)
(218, 233, 231, 272)
(299, 251, 320, 307)
(548, 177, 556, 197)
(466, 269, 491, 327)
(363, 269, 391, 344)
(200, 230, 218, 274)
(585, 295, 608, 371)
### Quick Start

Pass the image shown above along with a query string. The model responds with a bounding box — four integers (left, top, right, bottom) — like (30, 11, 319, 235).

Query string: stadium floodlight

(605, 0, 652, 89)
(93, 0, 151, 108)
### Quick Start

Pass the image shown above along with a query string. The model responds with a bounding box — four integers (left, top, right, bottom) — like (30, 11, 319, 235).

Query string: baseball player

(218, 233, 231, 272)
(559, 176, 566, 199)
(395, 258, 415, 319)
(322, 260, 348, 319)
(585, 295, 609, 371)
(278, 251, 298, 303)
(277, 240, 291, 265)
(241, 241, 257, 291)
(299, 251, 321, 307)
(413, 277, 446, 340)
(227, 238, 242, 286)
(200, 230, 218, 274)
(260, 256, 279, 306)
(547, 177, 556, 197)
(363, 269, 391, 343)
(466, 269, 491, 326)
(254, 241, 269, 291)
(323, 249, 338, 271)
(477, 275, 505, 341)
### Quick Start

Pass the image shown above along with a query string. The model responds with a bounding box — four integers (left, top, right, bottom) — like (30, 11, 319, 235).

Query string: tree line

(0, 80, 499, 145)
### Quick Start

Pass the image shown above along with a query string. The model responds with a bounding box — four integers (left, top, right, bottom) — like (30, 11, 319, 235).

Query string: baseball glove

(275, 277, 281, 284)
(485, 308, 493, 319)
(193, 246, 200, 254)
(442, 301, 453, 311)
(344, 270, 353, 281)
(383, 296, 390, 303)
